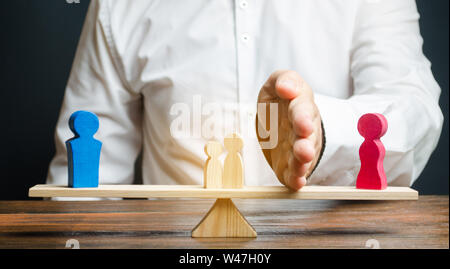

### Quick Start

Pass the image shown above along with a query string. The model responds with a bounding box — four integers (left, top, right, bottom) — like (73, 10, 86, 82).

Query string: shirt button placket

(235, 0, 257, 185)
(239, 0, 248, 10)
(234, 0, 252, 137)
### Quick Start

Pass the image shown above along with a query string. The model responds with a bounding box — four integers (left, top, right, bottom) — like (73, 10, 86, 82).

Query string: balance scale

(29, 184, 418, 238)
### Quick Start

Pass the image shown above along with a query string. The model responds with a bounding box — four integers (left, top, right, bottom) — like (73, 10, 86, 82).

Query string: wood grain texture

(29, 185, 418, 200)
(0, 196, 447, 249)
(192, 199, 257, 238)
(197, 138, 256, 238)
(204, 141, 223, 188)
(223, 133, 244, 188)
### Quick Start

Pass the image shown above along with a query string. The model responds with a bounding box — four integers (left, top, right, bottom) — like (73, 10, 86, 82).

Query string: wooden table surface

(0, 196, 447, 249)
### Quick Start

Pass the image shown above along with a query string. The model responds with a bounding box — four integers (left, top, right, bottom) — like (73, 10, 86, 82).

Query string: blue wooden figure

(66, 111, 102, 188)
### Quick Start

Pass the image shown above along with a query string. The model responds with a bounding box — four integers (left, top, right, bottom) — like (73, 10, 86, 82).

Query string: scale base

(192, 198, 257, 238)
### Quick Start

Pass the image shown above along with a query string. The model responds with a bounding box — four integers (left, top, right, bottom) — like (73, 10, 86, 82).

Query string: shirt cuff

(307, 94, 362, 185)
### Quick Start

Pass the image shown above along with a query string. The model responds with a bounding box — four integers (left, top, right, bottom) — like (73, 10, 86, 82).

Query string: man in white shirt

(47, 0, 443, 190)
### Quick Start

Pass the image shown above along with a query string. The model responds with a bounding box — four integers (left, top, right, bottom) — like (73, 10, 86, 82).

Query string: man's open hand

(257, 70, 323, 191)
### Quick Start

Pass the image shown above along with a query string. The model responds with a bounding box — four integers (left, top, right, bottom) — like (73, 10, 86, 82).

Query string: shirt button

(241, 33, 250, 43)
(240, 1, 248, 9)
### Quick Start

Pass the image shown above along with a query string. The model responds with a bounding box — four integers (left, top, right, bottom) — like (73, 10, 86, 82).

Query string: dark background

(0, 1, 448, 199)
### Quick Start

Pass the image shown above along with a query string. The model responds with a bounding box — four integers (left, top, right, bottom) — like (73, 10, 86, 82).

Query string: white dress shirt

(47, 0, 443, 188)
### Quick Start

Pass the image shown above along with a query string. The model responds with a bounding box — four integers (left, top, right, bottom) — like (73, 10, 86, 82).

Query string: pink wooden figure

(356, 113, 388, 190)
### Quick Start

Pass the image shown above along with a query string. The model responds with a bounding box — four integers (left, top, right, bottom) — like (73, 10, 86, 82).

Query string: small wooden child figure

(195, 134, 256, 237)
(204, 141, 223, 188)
(223, 133, 244, 188)
(356, 113, 388, 190)
(66, 111, 102, 188)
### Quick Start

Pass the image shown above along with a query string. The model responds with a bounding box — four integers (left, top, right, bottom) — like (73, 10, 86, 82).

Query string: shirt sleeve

(46, 0, 142, 185)
(310, 0, 443, 187)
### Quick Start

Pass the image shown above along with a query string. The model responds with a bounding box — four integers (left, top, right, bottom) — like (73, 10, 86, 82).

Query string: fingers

(258, 70, 308, 102)
(289, 102, 314, 138)
(257, 70, 322, 191)
(258, 70, 315, 140)
(283, 152, 309, 191)
(275, 73, 301, 100)
(293, 139, 315, 163)
(283, 133, 317, 191)
(287, 176, 307, 191)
